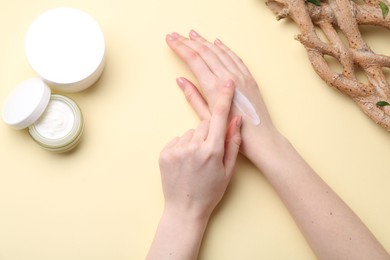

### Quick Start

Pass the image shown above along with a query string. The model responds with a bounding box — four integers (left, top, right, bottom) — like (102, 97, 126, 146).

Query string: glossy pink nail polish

(171, 32, 180, 38)
(176, 77, 185, 85)
(226, 79, 234, 88)
(190, 30, 199, 38)
(215, 38, 223, 45)
(166, 34, 174, 41)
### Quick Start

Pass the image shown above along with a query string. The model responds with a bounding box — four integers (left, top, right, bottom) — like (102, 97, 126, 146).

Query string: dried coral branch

(266, 0, 390, 131)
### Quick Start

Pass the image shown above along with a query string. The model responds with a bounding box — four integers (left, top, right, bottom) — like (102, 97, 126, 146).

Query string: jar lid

(2, 78, 51, 130)
(25, 7, 106, 92)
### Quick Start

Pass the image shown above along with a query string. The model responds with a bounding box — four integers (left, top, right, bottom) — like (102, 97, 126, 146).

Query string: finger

(214, 38, 253, 77)
(176, 77, 211, 120)
(178, 129, 195, 145)
(166, 33, 215, 88)
(207, 79, 235, 147)
(171, 30, 228, 78)
(223, 116, 242, 177)
(191, 120, 210, 143)
(164, 136, 180, 149)
(189, 30, 241, 76)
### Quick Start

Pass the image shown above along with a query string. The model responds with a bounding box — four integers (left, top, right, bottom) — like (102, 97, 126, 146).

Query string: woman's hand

(147, 80, 242, 260)
(159, 80, 242, 220)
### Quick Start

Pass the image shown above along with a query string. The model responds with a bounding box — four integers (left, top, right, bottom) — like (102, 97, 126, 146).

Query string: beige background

(0, 0, 389, 259)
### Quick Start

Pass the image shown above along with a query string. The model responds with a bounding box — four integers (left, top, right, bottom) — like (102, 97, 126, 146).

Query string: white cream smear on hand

(33, 99, 75, 139)
(233, 88, 261, 125)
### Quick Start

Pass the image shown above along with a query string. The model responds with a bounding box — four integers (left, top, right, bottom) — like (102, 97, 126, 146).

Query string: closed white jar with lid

(25, 7, 106, 92)
(2, 78, 84, 152)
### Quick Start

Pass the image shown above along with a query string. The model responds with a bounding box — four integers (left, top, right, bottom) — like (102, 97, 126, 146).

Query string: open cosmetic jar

(2, 78, 84, 152)
(25, 7, 106, 92)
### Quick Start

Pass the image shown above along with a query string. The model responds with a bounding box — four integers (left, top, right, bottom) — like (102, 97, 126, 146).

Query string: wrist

(162, 204, 211, 228)
(159, 206, 210, 254)
(147, 205, 210, 260)
(240, 122, 291, 171)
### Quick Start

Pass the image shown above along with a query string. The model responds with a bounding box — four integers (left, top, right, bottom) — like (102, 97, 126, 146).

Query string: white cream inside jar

(33, 99, 75, 140)
(2, 78, 83, 152)
(29, 95, 83, 152)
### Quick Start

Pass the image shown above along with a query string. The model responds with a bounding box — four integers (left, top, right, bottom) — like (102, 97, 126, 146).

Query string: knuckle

(185, 50, 200, 61)
(229, 134, 242, 147)
(205, 143, 224, 159)
(187, 142, 200, 154)
(159, 150, 172, 166)
(159, 146, 181, 166)
(198, 44, 210, 55)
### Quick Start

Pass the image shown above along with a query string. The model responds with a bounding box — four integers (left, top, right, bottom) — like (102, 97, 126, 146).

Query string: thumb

(223, 116, 242, 177)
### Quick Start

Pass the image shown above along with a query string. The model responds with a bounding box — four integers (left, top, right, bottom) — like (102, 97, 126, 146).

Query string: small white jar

(2, 78, 84, 152)
(25, 7, 106, 92)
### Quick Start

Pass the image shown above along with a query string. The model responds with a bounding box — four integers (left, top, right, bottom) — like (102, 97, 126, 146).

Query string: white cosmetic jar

(25, 7, 106, 92)
(2, 78, 84, 153)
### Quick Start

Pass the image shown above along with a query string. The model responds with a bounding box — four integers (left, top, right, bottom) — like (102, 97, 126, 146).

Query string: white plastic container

(25, 7, 106, 92)
(2, 78, 84, 152)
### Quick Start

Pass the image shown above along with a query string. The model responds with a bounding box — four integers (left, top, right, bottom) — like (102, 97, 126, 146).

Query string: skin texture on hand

(146, 80, 242, 260)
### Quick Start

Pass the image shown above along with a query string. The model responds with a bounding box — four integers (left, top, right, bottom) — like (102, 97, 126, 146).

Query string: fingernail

(215, 38, 223, 45)
(176, 77, 185, 87)
(171, 32, 180, 39)
(166, 34, 174, 41)
(190, 30, 199, 38)
(225, 79, 234, 88)
(236, 116, 243, 127)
